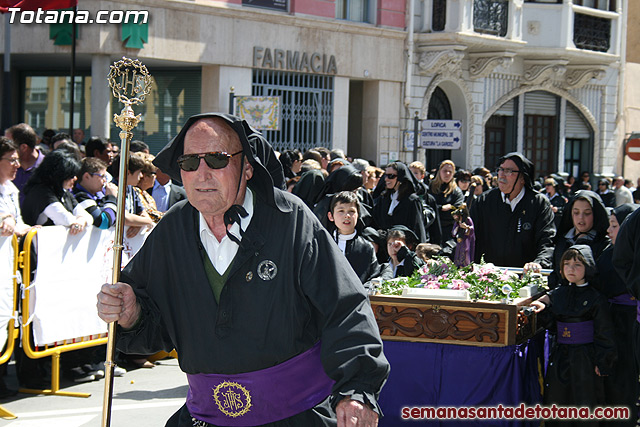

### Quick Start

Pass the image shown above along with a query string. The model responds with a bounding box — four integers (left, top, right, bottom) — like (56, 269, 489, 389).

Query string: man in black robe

(470, 152, 555, 270)
(97, 113, 389, 427)
(613, 206, 640, 394)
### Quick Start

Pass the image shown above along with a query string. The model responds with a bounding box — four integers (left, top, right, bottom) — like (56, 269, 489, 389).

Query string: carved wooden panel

(369, 295, 537, 347)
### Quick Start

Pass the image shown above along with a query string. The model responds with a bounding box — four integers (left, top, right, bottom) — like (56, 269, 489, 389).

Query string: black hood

(313, 165, 362, 205)
(612, 203, 640, 225)
(153, 113, 287, 211)
(569, 244, 597, 281)
(557, 190, 609, 241)
(498, 152, 535, 190)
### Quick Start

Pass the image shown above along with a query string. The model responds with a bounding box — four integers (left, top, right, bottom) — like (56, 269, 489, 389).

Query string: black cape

(470, 187, 555, 268)
(127, 113, 389, 426)
(548, 191, 611, 289)
(539, 247, 616, 426)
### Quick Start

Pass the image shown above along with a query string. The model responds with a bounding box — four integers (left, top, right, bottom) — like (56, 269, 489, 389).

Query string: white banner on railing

(0, 236, 14, 351)
(31, 225, 150, 346)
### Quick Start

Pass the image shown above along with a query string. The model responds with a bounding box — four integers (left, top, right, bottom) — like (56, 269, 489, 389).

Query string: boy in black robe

(327, 191, 391, 289)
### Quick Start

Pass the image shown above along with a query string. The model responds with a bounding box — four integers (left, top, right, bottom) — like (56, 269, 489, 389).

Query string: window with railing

(573, 12, 611, 52)
(473, 0, 508, 37)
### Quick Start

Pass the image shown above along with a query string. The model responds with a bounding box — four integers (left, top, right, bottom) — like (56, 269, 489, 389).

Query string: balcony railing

(473, 0, 508, 37)
(573, 12, 611, 52)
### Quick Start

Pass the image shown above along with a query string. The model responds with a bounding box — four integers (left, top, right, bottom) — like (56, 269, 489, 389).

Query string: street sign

(421, 119, 462, 131)
(419, 129, 462, 150)
(626, 138, 640, 161)
(420, 120, 462, 149)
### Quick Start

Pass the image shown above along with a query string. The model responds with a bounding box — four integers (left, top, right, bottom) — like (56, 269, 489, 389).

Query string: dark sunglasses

(385, 173, 398, 179)
(177, 150, 243, 172)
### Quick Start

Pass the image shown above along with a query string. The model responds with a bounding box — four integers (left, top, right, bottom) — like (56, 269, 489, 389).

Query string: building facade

(405, 0, 624, 180)
(1, 0, 627, 179)
(2, 0, 407, 162)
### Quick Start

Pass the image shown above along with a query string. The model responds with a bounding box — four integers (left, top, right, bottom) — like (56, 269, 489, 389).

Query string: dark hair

(51, 132, 71, 145)
(85, 136, 111, 158)
(80, 157, 107, 177)
(559, 248, 587, 281)
(387, 229, 407, 243)
(54, 141, 82, 160)
(382, 162, 415, 200)
(130, 140, 149, 153)
(279, 149, 302, 179)
(7, 123, 37, 149)
(41, 129, 55, 145)
(302, 149, 323, 164)
(0, 136, 18, 158)
(110, 152, 146, 176)
(329, 190, 360, 214)
(23, 150, 81, 198)
(455, 169, 472, 182)
(314, 147, 331, 159)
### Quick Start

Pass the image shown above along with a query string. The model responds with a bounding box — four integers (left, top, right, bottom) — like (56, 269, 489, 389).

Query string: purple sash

(557, 321, 594, 344)
(608, 293, 636, 306)
(186, 342, 334, 426)
(637, 301, 640, 324)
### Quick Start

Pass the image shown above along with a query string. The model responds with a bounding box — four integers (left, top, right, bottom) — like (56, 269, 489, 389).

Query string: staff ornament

(101, 57, 152, 427)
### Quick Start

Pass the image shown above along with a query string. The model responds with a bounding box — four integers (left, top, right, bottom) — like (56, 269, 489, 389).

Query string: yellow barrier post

(18, 229, 107, 398)
(0, 236, 21, 419)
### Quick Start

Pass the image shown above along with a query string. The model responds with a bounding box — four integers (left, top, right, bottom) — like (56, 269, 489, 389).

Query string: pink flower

(426, 281, 440, 289)
(421, 274, 438, 283)
(449, 279, 470, 290)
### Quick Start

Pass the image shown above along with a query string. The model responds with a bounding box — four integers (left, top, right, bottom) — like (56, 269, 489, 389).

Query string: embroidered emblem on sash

(257, 260, 278, 281)
(213, 381, 252, 418)
(562, 327, 571, 338)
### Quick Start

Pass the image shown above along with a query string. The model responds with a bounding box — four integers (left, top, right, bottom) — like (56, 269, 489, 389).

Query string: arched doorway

(426, 86, 452, 170)
(484, 91, 594, 179)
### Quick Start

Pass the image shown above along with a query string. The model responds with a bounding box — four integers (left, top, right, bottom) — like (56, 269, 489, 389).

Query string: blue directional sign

(420, 120, 462, 149)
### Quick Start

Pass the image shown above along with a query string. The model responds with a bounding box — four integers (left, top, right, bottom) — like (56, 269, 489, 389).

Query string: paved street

(0, 357, 188, 427)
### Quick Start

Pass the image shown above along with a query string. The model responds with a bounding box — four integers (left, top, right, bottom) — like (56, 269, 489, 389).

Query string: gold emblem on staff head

(108, 57, 153, 133)
(213, 381, 252, 418)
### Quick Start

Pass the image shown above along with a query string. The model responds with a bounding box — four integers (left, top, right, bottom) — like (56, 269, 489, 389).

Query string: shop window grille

(252, 69, 334, 152)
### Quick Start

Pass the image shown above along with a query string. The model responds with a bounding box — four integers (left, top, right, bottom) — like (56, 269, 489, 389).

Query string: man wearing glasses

(470, 152, 556, 272)
(97, 113, 389, 427)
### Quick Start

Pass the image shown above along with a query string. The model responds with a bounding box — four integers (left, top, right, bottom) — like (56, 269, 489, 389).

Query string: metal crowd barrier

(18, 228, 108, 398)
(0, 236, 19, 420)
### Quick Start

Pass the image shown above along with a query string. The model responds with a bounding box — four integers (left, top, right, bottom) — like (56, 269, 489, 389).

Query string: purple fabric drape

(378, 333, 545, 426)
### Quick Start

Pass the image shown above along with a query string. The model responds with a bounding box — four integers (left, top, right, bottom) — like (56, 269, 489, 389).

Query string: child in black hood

(533, 245, 616, 423)
(548, 190, 611, 289)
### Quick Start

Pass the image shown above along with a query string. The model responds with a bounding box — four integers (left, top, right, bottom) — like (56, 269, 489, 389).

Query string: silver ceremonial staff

(101, 57, 152, 427)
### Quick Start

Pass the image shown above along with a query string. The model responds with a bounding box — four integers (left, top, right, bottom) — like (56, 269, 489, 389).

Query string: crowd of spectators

(1, 121, 639, 420)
